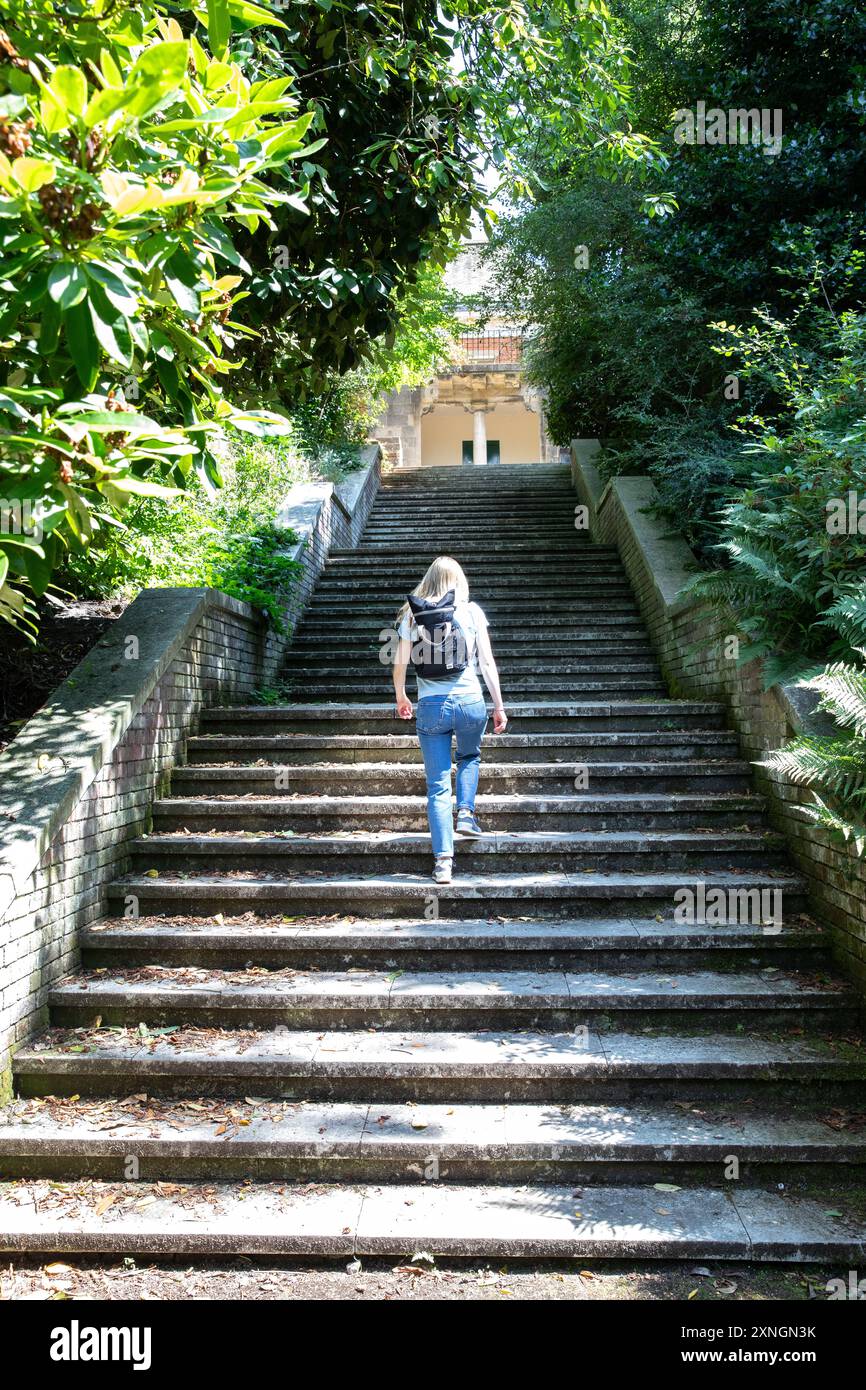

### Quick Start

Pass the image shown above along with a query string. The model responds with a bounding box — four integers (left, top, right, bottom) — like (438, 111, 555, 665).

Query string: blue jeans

(416, 694, 489, 856)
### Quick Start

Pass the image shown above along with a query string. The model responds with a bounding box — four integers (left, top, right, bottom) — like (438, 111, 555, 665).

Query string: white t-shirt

(398, 599, 489, 701)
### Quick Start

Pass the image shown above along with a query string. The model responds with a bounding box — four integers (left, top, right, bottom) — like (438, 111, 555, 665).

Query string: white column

(472, 406, 487, 466)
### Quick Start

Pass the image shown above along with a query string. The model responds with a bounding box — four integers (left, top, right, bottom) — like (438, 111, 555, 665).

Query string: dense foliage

(59, 430, 307, 627)
(0, 0, 311, 635)
(0, 0, 653, 636)
(484, 0, 866, 844)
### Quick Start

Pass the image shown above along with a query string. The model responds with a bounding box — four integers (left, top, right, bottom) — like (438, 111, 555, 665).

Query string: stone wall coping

(0, 586, 257, 921)
(570, 438, 833, 741)
(335, 444, 381, 518)
(274, 444, 380, 560)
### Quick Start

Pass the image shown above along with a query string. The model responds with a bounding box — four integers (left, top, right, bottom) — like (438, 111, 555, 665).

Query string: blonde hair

(396, 556, 469, 627)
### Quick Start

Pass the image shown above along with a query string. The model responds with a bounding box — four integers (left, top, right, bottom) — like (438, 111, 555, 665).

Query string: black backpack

(406, 589, 472, 681)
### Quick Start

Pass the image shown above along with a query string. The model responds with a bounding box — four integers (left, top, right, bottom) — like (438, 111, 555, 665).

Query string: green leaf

(48, 263, 88, 309)
(40, 90, 69, 135)
(64, 301, 99, 390)
(12, 157, 56, 193)
(50, 67, 88, 118)
(18, 545, 52, 597)
(85, 263, 139, 317)
(84, 86, 129, 127)
(206, 0, 232, 58)
(164, 251, 201, 317)
(100, 475, 181, 499)
(59, 410, 160, 433)
(89, 292, 133, 368)
(125, 42, 189, 118)
(227, 0, 288, 29)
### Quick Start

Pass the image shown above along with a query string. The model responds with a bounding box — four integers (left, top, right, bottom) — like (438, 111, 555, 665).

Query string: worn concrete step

(302, 687, 670, 703)
(331, 541, 618, 555)
(198, 701, 729, 736)
(311, 577, 635, 594)
(322, 561, 628, 579)
(3, 1097, 864, 1184)
(382, 481, 576, 492)
(295, 617, 649, 637)
(45, 965, 857, 1032)
(109, 868, 805, 921)
(15, 1026, 865, 1102)
(359, 530, 586, 545)
(185, 732, 744, 767)
(366, 494, 581, 506)
(279, 674, 665, 696)
(283, 654, 658, 675)
(130, 828, 789, 874)
(79, 913, 826, 972)
(6, 1179, 858, 1261)
(367, 510, 581, 518)
(173, 761, 754, 794)
(150, 793, 766, 834)
(285, 636, 655, 656)
(278, 683, 670, 704)
(302, 600, 642, 619)
(279, 658, 662, 677)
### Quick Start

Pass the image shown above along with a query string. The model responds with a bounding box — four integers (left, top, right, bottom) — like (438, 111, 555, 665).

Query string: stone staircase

(2, 462, 865, 1262)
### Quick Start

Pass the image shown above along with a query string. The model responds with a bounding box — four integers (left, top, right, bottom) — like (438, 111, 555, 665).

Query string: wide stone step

(173, 760, 754, 795)
(295, 618, 649, 637)
(322, 561, 627, 579)
(1, 1179, 852, 1260)
(198, 701, 729, 736)
(284, 656, 656, 678)
(311, 577, 635, 594)
(281, 675, 666, 695)
(79, 913, 825, 972)
(2, 1097, 863, 1184)
(45, 965, 856, 1032)
(130, 827, 789, 873)
(360, 528, 585, 542)
(286, 635, 654, 655)
(331, 541, 618, 555)
(150, 793, 766, 834)
(302, 600, 642, 619)
(280, 658, 661, 677)
(307, 684, 670, 700)
(15, 1027, 865, 1102)
(109, 868, 805, 920)
(185, 732, 744, 767)
(278, 682, 670, 703)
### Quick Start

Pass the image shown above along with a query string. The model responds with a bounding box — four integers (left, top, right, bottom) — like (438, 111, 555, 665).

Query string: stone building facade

(372, 241, 562, 469)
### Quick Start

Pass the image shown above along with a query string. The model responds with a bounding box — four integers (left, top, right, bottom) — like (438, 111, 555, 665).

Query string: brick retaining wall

(572, 439, 866, 991)
(0, 447, 381, 1096)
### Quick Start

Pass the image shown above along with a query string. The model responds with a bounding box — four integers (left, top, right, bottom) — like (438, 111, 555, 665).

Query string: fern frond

(803, 662, 866, 737)
(822, 584, 866, 645)
(763, 737, 866, 801)
(725, 540, 806, 595)
(799, 796, 866, 857)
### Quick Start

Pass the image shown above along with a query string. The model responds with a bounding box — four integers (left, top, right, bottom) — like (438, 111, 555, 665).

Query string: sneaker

(432, 855, 453, 884)
(456, 810, 484, 837)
